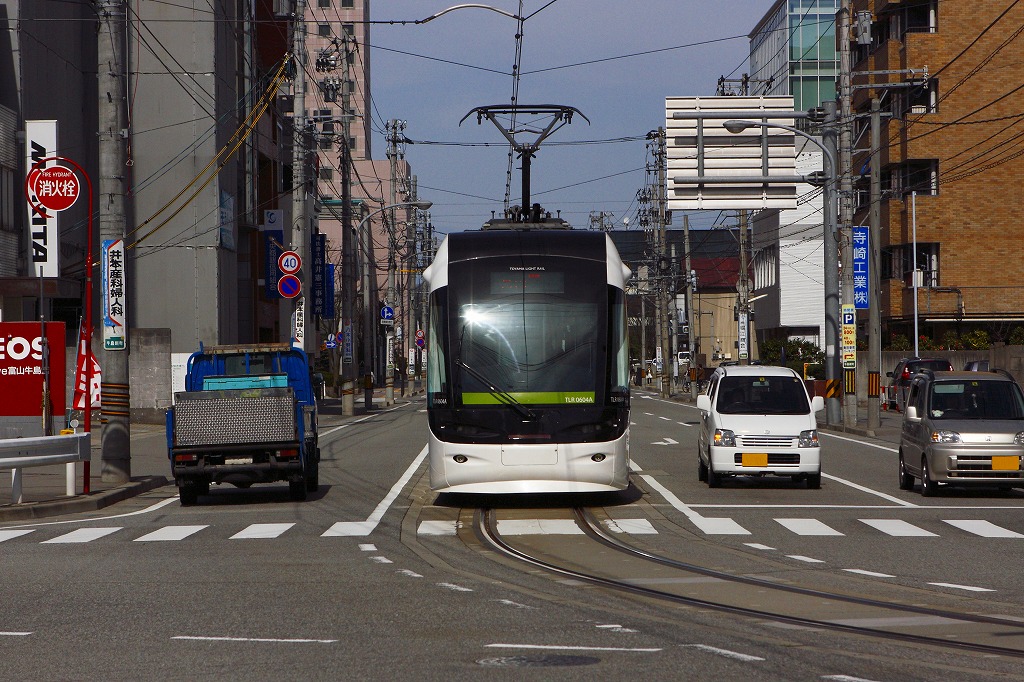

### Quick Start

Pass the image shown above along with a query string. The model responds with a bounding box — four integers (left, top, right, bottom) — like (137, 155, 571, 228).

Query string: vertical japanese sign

(324, 263, 336, 319)
(841, 304, 857, 369)
(25, 120, 59, 278)
(102, 239, 127, 350)
(292, 296, 305, 349)
(311, 231, 326, 316)
(852, 226, 869, 310)
(264, 229, 284, 298)
(73, 322, 102, 409)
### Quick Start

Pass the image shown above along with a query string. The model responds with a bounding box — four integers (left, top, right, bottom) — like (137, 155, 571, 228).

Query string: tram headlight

(453, 454, 468, 464)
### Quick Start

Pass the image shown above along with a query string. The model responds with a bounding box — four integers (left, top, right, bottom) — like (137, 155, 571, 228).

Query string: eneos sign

(0, 321, 66, 416)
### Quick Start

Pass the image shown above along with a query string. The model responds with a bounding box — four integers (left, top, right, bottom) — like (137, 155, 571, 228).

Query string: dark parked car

(887, 357, 954, 411)
(964, 360, 990, 372)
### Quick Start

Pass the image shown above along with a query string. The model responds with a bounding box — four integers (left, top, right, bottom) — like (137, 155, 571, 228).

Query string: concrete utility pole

(384, 119, 405, 406)
(683, 215, 697, 400)
(290, 0, 311, 354)
(737, 210, 750, 365)
(822, 101, 842, 426)
(656, 127, 670, 398)
(839, 0, 857, 427)
(339, 34, 355, 416)
(97, 0, 130, 483)
(868, 98, 882, 431)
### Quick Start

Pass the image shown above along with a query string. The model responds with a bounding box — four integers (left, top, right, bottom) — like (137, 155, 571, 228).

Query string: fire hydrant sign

(102, 239, 127, 350)
(0, 321, 66, 417)
(28, 165, 80, 213)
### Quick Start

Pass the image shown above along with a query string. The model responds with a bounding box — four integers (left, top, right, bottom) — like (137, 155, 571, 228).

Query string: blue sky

(366, 1, 773, 234)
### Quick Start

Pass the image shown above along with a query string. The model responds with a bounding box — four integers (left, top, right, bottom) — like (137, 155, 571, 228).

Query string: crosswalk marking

(42, 527, 122, 544)
(691, 517, 750, 535)
(943, 520, 1024, 538)
(497, 519, 583, 535)
(134, 525, 208, 542)
(859, 519, 937, 537)
(775, 518, 844, 536)
(417, 520, 460, 536)
(604, 518, 658, 535)
(230, 523, 295, 540)
(0, 529, 35, 543)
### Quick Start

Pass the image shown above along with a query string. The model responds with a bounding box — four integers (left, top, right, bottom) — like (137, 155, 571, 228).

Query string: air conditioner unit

(910, 105, 927, 114)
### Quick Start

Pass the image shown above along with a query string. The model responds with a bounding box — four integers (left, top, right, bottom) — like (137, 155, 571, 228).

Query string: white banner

(292, 296, 305, 349)
(102, 239, 126, 350)
(25, 120, 59, 277)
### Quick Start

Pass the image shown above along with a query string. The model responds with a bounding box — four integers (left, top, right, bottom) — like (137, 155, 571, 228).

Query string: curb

(0, 475, 170, 523)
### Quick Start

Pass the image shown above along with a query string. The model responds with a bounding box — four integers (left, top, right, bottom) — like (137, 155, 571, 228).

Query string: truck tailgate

(173, 387, 296, 447)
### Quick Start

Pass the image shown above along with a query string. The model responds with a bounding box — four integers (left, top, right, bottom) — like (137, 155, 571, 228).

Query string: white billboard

(666, 96, 798, 210)
(25, 120, 59, 277)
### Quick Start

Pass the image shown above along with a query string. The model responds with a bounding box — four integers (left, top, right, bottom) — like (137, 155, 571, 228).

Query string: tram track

(474, 506, 1024, 660)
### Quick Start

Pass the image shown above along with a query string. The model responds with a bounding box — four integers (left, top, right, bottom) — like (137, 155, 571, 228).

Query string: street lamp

(415, 4, 523, 24)
(353, 200, 432, 411)
(723, 115, 842, 425)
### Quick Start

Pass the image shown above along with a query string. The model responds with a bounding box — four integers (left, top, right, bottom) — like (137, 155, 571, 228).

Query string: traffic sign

(278, 250, 301, 275)
(325, 332, 337, 349)
(416, 337, 425, 348)
(278, 273, 301, 298)
(28, 165, 80, 213)
(381, 305, 394, 320)
(415, 329, 424, 340)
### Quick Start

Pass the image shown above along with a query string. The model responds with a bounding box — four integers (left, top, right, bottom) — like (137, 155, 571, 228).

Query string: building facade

(851, 0, 1024, 344)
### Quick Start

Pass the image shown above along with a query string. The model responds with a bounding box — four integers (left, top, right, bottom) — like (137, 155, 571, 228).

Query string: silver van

(697, 365, 825, 488)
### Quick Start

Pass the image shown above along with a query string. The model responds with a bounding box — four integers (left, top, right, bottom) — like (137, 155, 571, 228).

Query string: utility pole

(867, 97, 882, 431)
(338, 33, 356, 416)
(97, 0, 130, 483)
(822, 101, 842, 426)
(656, 127, 670, 398)
(683, 215, 697, 400)
(737, 209, 750, 365)
(839, 0, 857, 427)
(384, 119, 405, 406)
(290, 0, 311, 354)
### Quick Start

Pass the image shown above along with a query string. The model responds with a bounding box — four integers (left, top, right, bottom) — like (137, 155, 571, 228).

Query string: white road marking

(7, 495, 179, 529)
(487, 643, 661, 653)
(829, 616, 966, 628)
(682, 644, 764, 662)
(651, 437, 679, 446)
(776, 518, 844, 536)
(822, 473, 918, 507)
(677, 421, 693, 427)
(370, 556, 393, 564)
(927, 582, 995, 592)
(639, 473, 750, 535)
(42, 527, 122, 544)
(230, 523, 294, 540)
(134, 525, 207, 542)
(0, 529, 35, 542)
(822, 676, 883, 682)
(358, 544, 376, 551)
(495, 600, 534, 609)
(819, 431, 897, 453)
(842, 568, 896, 578)
(744, 543, 776, 551)
(944, 519, 1024, 538)
(596, 624, 639, 633)
(787, 555, 826, 563)
(658, 416, 671, 421)
(320, 403, 409, 439)
(859, 519, 937, 537)
(604, 518, 658, 535)
(417, 520, 459, 536)
(437, 582, 473, 592)
(322, 445, 429, 537)
(497, 519, 583, 535)
(173, 636, 337, 644)
(0, 632, 32, 637)
(398, 569, 423, 578)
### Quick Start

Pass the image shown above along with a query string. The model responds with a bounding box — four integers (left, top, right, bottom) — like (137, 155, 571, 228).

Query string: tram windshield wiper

(454, 357, 537, 421)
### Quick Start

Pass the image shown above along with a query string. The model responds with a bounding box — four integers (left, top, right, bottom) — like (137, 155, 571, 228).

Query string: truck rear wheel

(306, 461, 319, 492)
(179, 483, 199, 506)
(289, 479, 308, 501)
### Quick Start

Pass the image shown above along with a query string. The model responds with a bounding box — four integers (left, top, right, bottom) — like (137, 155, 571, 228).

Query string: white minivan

(696, 365, 825, 488)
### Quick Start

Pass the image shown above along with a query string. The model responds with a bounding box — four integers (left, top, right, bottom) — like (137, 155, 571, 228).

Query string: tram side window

(427, 290, 448, 402)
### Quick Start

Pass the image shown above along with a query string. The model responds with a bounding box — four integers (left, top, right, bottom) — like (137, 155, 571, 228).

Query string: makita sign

(0, 321, 66, 416)
(25, 120, 59, 278)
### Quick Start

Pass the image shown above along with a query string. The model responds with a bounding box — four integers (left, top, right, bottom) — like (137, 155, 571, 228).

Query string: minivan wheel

(707, 460, 722, 488)
(898, 452, 914, 491)
(920, 457, 938, 497)
(806, 471, 821, 489)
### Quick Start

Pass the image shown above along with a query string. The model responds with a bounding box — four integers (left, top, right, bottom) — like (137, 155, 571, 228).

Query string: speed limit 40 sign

(278, 250, 301, 274)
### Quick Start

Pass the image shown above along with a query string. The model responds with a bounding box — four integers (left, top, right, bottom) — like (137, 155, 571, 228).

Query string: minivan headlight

(799, 429, 820, 448)
(931, 430, 962, 443)
(713, 429, 736, 447)
(1015, 432, 1024, 446)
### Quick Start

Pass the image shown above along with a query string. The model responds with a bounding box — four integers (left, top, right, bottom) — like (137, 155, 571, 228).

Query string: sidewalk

(0, 387, 421, 523)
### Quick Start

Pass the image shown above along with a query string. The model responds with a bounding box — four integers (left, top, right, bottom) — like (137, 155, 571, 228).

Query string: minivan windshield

(716, 375, 810, 415)
(928, 380, 1024, 420)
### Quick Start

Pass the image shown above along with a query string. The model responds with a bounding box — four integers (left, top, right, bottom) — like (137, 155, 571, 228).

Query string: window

(341, 0, 354, 7)
(318, 0, 331, 7)
(319, 167, 333, 181)
(882, 243, 939, 285)
(317, 24, 331, 37)
(342, 23, 355, 37)
(885, 159, 938, 197)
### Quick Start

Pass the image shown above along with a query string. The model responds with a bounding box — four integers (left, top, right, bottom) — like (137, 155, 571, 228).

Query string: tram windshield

(440, 257, 612, 406)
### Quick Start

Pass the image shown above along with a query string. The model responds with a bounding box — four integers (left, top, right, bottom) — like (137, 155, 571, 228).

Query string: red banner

(73, 323, 101, 410)
(0, 321, 66, 417)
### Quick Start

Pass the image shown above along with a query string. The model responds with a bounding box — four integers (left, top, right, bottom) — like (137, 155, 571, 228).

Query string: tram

(422, 224, 632, 493)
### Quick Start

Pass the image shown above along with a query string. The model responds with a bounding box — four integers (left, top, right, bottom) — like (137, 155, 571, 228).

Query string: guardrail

(0, 432, 91, 504)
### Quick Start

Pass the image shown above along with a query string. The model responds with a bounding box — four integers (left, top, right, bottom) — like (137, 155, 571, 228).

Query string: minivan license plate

(741, 453, 768, 467)
(991, 456, 1019, 471)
